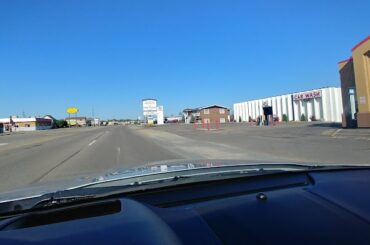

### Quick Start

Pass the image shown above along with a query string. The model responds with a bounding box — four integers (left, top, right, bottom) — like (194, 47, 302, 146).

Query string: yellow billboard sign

(66, 107, 78, 114)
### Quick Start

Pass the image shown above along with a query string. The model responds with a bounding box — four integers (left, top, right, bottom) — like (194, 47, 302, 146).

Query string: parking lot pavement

(133, 123, 370, 165)
(328, 128, 370, 141)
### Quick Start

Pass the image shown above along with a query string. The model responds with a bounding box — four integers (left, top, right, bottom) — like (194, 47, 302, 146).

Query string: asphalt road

(0, 126, 181, 193)
(1, 123, 369, 194)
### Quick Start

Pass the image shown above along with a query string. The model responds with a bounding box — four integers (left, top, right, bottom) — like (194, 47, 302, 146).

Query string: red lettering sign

(293, 90, 322, 101)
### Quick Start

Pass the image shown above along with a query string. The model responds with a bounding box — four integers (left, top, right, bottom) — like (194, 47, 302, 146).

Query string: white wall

(234, 87, 343, 123)
(14, 126, 37, 132)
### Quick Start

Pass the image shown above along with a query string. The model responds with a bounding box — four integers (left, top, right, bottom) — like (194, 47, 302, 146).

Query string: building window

(219, 108, 225, 114)
(220, 118, 226, 123)
(204, 109, 210, 114)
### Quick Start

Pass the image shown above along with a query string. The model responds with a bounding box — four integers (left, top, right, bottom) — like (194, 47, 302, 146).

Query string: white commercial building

(234, 87, 343, 123)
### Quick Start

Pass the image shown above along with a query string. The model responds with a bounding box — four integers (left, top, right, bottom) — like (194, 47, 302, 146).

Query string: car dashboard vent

(1, 200, 121, 230)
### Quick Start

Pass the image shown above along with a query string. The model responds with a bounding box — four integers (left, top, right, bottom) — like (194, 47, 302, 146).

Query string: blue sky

(0, 0, 369, 119)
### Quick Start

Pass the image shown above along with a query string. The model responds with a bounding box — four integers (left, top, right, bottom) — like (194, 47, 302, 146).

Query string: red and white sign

(293, 90, 322, 101)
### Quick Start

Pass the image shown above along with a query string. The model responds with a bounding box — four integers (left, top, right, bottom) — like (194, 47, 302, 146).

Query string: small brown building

(338, 36, 370, 128)
(199, 105, 230, 124)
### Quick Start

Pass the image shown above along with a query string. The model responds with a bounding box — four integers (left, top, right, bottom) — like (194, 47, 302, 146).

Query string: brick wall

(200, 107, 230, 124)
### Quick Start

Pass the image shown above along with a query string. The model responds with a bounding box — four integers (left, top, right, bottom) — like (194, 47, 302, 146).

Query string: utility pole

(92, 107, 95, 126)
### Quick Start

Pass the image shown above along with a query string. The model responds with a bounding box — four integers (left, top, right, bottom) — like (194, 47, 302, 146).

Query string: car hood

(0, 159, 365, 203)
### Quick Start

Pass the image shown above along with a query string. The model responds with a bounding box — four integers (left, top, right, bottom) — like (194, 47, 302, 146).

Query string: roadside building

(0, 117, 52, 132)
(183, 105, 230, 124)
(165, 116, 183, 123)
(338, 36, 370, 128)
(108, 120, 119, 126)
(0, 123, 3, 133)
(93, 118, 100, 126)
(65, 117, 87, 127)
(44, 115, 57, 128)
(234, 87, 343, 123)
(199, 105, 230, 124)
(183, 108, 201, 123)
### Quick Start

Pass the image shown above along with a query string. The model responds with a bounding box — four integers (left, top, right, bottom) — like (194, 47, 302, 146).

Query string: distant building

(183, 105, 230, 124)
(166, 116, 183, 123)
(65, 117, 87, 127)
(44, 115, 57, 128)
(93, 118, 100, 126)
(108, 120, 119, 126)
(0, 123, 3, 133)
(338, 36, 370, 128)
(0, 117, 52, 132)
(183, 108, 201, 124)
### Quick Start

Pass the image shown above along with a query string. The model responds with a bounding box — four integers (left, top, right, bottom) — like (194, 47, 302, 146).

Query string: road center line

(116, 147, 121, 167)
(88, 140, 97, 146)
(0, 143, 9, 146)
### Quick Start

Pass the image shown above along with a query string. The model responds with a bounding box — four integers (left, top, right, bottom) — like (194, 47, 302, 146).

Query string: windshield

(0, 1, 369, 200)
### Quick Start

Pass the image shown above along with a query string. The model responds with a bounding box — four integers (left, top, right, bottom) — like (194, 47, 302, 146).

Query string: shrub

(282, 114, 288, 122)
(55, 120, 68, 128)
(300, 114, 307, 121)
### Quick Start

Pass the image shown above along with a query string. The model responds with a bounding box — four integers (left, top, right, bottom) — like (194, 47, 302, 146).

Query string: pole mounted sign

(142, 99, 157, 111)
(66, 107, 79, 114)
(66, 107, 79, 127)
(142, 99, 158, 125)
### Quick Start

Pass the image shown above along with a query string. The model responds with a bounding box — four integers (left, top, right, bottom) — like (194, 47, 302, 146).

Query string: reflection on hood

(0, 159, 297, 203)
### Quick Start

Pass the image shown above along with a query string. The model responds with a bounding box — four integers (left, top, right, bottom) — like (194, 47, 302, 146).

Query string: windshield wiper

(23, 175, 208, 211)
(32, 194, 97, 209)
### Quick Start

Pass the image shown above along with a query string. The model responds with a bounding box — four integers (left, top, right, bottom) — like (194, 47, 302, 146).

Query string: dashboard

(0, 169, 370, 244)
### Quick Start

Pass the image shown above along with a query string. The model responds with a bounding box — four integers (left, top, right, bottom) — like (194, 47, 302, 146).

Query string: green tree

(55, 120, 68, 128)
(239, 116, 242, 123)
(300, 114, 307, 121)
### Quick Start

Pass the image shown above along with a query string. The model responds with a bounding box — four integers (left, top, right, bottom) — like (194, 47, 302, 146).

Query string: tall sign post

(66, 107, 79, 128)
(142, 99, 157, 125)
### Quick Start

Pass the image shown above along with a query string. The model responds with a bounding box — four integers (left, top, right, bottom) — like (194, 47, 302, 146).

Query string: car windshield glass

(0, 0, 369, 202)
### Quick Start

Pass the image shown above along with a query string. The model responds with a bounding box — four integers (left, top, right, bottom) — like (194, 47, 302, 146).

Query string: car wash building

(233, 87, 342, 123)
(338, 36, 370, 128)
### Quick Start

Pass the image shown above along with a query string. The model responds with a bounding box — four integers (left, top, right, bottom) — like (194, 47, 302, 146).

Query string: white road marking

(331, 129, 342, 137)
(0, 143, 9, 146)
(88, 140, 96, 146)
(116, 147, 121, 167)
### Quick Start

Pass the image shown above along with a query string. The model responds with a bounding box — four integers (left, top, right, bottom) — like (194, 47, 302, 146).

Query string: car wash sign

(293, 90, 322, 101)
